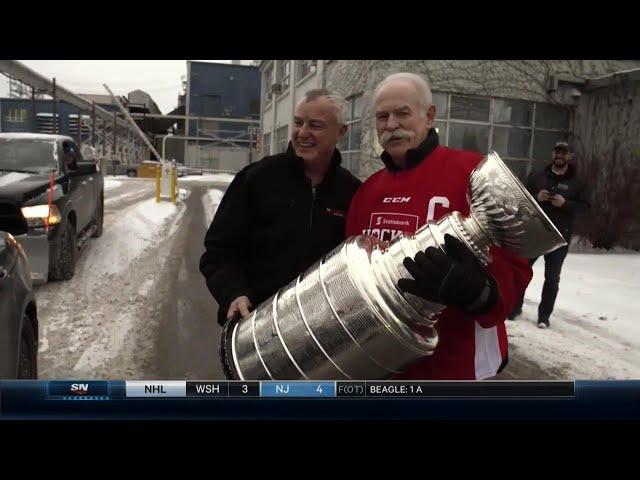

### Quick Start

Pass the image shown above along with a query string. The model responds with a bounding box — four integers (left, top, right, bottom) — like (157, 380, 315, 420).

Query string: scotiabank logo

(364, 212, 419, 241)
(370, 212, 418, 229)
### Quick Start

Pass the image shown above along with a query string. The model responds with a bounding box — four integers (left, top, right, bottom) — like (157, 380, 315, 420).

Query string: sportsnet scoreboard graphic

(1, 380, 639, 420)
(57, 380, 575, 398)
(126, 381, 575, 398)
(43, 380, 578, 398)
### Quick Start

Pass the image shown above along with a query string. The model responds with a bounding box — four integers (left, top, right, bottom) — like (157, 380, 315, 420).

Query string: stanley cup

(220, 151, 567, 380)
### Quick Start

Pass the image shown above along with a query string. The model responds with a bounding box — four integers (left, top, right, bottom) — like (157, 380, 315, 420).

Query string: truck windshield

(0, 139, 58, 174)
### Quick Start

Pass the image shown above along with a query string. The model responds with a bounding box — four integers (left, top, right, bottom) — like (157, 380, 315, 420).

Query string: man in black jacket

(509, 141, 589, 328)
(200, 89, 361, 326)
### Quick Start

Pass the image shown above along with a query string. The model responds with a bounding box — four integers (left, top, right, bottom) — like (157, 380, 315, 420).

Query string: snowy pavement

(36, 181, 188, 378)
(202, 189, 225, 228)
(179, 173, 236, 185)
(35, 177, 231, 379)
(503, 252, 640, 379)
(104, 178, 122, 190)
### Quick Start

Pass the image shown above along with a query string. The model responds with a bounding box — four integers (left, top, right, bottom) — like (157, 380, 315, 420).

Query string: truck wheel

(127, 170, 137, 178)
(17, 313, 37, 379)
(48, 220, 77, 281)
(92, 195, 104, 238)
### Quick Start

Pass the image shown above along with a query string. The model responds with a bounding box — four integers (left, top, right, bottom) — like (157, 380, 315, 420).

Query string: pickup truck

(101, 159, 139, 177)
(0, 133, 104, 283)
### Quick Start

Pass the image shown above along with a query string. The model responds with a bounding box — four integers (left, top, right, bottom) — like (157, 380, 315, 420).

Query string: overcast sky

(0, 60, 251, 114)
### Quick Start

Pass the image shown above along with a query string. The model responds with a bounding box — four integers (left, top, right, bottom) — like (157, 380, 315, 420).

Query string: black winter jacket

(200, 143, 361, 325)
(525, 163, 589, 243)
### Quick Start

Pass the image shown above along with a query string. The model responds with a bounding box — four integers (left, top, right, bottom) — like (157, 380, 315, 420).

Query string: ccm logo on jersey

(383, 197, 411, 203)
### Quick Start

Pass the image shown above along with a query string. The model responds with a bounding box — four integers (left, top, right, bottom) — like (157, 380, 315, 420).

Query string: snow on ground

(177, 188, 189, 201)
(202, 189, 226, 227)
(105, 189, 148, 206)
(36, 195, 189, 378)
(506, 251, 640, 379)
(179, 173, 236, 185)
(104, 179, 122, 190)
(87, 198, 181, 276)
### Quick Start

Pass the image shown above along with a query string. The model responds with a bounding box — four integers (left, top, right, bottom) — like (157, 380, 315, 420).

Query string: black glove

(397, 234, 498, 314)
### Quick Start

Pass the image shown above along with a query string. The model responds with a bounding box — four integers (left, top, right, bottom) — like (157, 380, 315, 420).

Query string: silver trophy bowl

(220, 151, 566, 380)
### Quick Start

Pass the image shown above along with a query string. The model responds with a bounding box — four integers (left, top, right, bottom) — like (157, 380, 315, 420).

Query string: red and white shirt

(346, 145, 532, 379)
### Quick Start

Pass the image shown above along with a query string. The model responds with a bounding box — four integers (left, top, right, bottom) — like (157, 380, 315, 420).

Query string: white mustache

(380, 130, 413, 146)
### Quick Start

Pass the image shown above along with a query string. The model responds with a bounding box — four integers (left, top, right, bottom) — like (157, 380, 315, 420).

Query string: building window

(492, 127, 531, 159)
(433, 120, 447, 141)
(491, 99, 534, 169)
(5, 108, 28, 123)
(263, 132, 271, 156)
(449, 123, 490, 153)
(36, 113, 60, 133)
(433, 92, 570, 181)
(68, 114, 91, 138)
(493, 99, 533, 127)
(263, 64, 274, 110)
(277, 61, 291, 91)
(296, 60, 317, 82)
(343, 152, 361, 177)
(432, 92, 448, 118)
(338, 93, 363, 176)
(450, 96, 490, 122)
(275, 125, 289, 153)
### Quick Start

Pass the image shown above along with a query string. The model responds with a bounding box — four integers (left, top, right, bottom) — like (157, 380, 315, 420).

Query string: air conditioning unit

(271, 83, 283, 94)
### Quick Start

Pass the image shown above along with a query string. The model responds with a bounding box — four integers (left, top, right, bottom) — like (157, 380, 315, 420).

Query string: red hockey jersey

(345, 145, 532, 379)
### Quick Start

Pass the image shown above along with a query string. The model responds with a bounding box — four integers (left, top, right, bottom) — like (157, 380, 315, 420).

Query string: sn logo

(383, 197, 411, 203)
(70, 383, 89, 395)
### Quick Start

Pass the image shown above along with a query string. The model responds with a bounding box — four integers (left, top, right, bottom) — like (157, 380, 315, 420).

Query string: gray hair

(372, 72, 433, 115)
(296, 88, 348, 125)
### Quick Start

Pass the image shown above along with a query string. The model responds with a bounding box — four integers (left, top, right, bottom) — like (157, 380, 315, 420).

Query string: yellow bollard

(170, 165, 177, 204)
(155, 164, 161, 202)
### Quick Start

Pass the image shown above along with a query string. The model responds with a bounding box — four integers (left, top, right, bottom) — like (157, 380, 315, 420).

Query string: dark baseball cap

(553, 141, 572, 152)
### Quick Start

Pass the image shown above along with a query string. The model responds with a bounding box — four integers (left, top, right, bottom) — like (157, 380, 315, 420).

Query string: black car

(0, 133, 105, 283)
(0, 223, 38, 378)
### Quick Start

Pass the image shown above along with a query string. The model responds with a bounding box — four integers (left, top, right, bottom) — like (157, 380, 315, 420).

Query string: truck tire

(91, 194, 104, 238)
(48, 220, 77, 281)
(17, 312, 37, 379)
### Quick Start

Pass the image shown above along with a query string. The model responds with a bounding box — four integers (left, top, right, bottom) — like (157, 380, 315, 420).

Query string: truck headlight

(21, 204, 62, 228)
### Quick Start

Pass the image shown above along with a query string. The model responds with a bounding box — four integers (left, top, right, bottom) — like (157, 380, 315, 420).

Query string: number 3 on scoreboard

(242, 384, 248, 394)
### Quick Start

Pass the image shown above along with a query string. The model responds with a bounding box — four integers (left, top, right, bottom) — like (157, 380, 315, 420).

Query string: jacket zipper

(310, 185, 318, 229)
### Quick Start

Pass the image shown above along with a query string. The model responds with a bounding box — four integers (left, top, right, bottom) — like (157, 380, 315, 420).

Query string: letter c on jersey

(427, 196, 450, 222)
